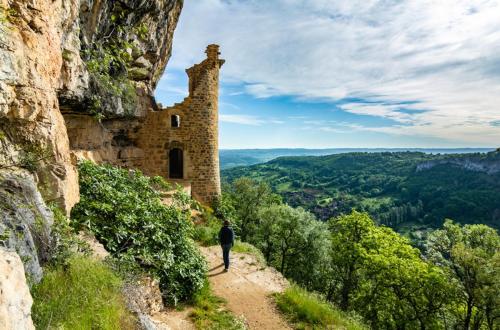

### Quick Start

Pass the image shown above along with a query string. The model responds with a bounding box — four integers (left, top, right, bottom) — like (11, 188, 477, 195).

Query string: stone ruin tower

(135, 44, 225, 203)
(63, 45, 224, 204)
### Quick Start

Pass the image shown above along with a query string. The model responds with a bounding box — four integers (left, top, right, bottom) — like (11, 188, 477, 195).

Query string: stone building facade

(63, 45, 224, 204)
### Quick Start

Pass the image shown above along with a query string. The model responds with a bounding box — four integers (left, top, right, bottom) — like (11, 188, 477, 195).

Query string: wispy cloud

(169, 0, 500, 145)
(219, 114, 284, 126)
(339, 102, 426, 124)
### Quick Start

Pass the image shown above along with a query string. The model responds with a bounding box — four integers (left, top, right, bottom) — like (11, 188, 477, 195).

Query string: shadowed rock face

(59, 0, 183, 117)
(0, 170, 53, 282)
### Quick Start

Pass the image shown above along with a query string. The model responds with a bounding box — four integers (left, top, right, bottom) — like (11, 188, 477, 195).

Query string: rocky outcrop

(123, 276, 167, 330)
(0, 0, 80, 212)
(0, 247, 35, 330)
(416, 152, 500, 175)
(59, 0, 183, 117)
(0, 0, 186, 326)
(0, 169, 53, 282)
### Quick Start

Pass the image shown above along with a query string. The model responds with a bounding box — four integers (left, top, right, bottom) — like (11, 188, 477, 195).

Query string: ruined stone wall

(64, 45, 224, 204)
(64, 114, 145, 166)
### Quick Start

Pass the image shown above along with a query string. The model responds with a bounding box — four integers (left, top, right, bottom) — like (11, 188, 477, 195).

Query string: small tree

(426, 220, 500, 330)
(256, 204, 329, 287)
(328, 211, 373, 311)
(328, 211, 450, 329)
(226, 177, 280, 241)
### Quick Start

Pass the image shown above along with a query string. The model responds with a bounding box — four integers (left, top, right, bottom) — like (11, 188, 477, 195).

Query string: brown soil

(149, 308, 195, 330)
(200, 246, 291, 330)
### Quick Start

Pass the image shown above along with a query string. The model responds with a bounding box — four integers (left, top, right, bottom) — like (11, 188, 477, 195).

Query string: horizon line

(220, 147, 498, 151)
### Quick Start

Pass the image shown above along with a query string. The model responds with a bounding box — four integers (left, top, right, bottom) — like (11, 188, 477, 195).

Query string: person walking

(218, 220, 235, 272)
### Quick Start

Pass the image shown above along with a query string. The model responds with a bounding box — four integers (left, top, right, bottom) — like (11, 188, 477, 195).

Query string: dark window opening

(171, 115, 180, 128)
(169, 148, 183, 179)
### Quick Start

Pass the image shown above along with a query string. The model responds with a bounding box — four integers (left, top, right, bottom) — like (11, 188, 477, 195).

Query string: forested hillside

(222, 150, 500, 231)
(219, 148, 495, 169)
(209, 177, 500, 329)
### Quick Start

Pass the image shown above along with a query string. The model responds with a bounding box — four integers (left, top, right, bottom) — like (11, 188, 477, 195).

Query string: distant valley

(221, 150, 500, 232)
(219, 148, 496, 169)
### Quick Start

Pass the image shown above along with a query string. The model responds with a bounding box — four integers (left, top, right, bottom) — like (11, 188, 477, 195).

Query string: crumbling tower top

(206, 44, 220, 60)
(186, 44, 224, 95)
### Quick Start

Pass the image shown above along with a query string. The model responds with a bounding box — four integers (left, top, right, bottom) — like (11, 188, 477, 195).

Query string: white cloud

(168, 0, 500, 145)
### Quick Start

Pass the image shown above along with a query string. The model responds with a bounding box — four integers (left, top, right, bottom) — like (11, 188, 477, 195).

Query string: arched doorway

(169, 148, 183, 179)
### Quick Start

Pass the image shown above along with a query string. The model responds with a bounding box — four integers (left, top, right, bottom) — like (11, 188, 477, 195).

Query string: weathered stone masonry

(64, 45, 224, 204)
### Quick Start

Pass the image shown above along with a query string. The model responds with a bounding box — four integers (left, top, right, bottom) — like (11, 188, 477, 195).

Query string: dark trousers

(221, 243, 232, 269)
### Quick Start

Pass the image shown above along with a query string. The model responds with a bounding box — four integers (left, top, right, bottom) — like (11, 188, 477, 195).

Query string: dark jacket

(218, 226, 234, 245)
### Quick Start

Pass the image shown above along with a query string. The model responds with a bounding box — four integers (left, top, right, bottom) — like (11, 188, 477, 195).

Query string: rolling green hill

(222, 150, 500, 231)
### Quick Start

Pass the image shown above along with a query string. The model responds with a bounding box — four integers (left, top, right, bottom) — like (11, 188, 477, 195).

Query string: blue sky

(155, 0, 500, 149)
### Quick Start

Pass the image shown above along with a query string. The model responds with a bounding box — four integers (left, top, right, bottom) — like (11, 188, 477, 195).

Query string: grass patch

(190, 280, 246, 330)
(275, 284, 366, 330)
(232, 241, 266, 266)
(31, 255, 136, 329)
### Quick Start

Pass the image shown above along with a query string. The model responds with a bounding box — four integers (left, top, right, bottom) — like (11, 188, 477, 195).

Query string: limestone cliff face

(0, 248, 35, 329)
(0, 0, 183, 285)
(0, 171, 53, 283)
(416, 151, 500, 175)
(0, 0, 81, 213)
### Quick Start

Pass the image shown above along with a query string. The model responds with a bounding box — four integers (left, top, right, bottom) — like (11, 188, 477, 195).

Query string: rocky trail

(131, 245, 292, 330)
(83, 232, 291, 330)
(200, 246, 291, 330)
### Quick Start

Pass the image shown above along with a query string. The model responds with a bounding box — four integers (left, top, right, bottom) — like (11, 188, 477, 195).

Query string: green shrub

(190, 280, 246, 330)
(71, 161, 206, 304)
(275, 284, 366, 330)
(211, 193, 236, 221)
(31, 256, 136, 329)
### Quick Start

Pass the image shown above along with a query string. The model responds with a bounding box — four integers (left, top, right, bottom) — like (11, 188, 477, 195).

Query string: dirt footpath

(200, 246, 291, 330)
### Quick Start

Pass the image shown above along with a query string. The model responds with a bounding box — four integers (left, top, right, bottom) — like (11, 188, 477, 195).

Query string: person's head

(223, 220, 230, 227)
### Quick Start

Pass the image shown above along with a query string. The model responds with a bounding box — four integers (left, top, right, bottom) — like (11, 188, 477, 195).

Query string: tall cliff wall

(0, 0, 183, 284)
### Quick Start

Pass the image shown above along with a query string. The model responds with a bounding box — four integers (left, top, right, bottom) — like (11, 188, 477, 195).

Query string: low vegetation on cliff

(71, 161, 206, 304)
(275, 284, 365, 330)
(30, 203, 137, 329)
